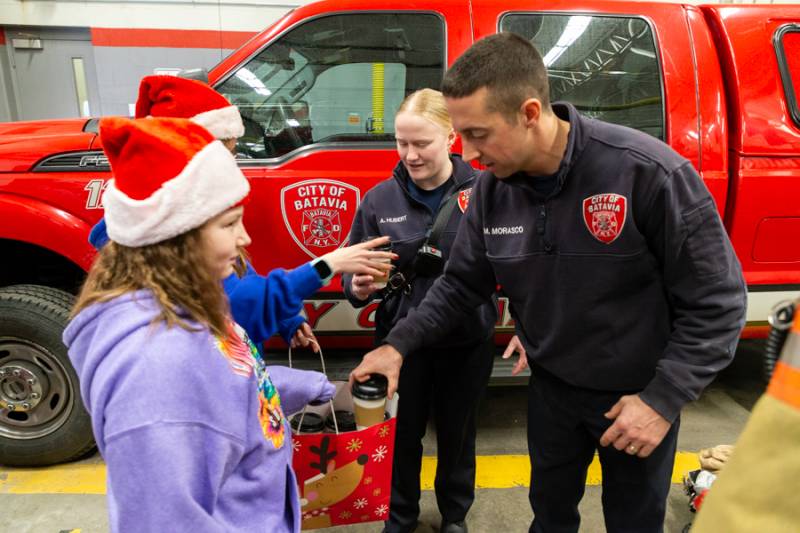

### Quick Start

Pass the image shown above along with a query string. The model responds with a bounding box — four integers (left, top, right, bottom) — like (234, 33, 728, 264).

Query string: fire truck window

(501, 14, 664, 140)
(216, 13, 445, 159)
(775, 25, 800, 128)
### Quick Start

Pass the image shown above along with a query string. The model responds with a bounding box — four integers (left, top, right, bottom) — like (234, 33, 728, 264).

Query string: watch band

(311, 258, 334, 286)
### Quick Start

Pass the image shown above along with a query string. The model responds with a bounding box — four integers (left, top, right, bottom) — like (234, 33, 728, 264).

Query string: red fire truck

(1, 0, 799, 466)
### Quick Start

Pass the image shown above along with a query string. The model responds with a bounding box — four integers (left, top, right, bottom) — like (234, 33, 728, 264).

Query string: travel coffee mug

(351, 374, 388, 430)
(325, 410, 357, 433)
(364, 236, 392, 289)
(290, 412, 324, 434)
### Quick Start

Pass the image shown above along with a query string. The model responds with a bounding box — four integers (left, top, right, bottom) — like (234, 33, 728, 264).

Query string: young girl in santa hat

(88, 74, 350, 353)
(64, 116, 392, 532)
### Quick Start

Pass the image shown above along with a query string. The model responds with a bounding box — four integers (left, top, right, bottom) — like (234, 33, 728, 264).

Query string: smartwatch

(311, 258, 334, 286)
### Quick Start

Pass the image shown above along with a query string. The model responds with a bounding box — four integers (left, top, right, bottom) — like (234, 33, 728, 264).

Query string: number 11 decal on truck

(1, 0, 799, 466)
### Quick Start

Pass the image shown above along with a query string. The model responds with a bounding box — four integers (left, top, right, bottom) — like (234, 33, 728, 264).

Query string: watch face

(314, 259, 332, 279)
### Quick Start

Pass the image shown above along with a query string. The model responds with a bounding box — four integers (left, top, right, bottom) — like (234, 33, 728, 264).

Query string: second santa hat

(136, 75, 244, 140)
(100, 116, 249, 247)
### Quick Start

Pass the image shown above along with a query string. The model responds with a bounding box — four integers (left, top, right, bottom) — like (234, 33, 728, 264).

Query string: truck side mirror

(177, 68, 210, 83)
(292, 101, 310, 124)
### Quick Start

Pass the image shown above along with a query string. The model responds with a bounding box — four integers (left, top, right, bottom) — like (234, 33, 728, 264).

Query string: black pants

(384, 339, 494, 533)
(527, 369, 679, 533)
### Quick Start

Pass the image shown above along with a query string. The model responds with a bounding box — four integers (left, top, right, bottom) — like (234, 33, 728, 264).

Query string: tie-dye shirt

(215, 320, 285, 449)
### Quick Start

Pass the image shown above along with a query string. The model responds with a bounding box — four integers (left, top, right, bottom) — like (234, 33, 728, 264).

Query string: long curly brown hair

(72, 227, 230, 337)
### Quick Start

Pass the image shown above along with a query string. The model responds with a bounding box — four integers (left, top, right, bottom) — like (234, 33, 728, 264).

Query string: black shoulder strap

(427, 190, 460, 247)
(381, 188, 463, 302)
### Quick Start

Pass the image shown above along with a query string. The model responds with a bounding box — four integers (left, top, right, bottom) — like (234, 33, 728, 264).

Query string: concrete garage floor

(0, 341, 765, 533)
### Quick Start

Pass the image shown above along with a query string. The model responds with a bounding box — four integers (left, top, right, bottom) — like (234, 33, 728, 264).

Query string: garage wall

(0, 0, 294, 121)
(0, 0, 298, 33)
(0, 29, 16, 122)
(88, 28, 251, 116)
(92, 46, 236, 117)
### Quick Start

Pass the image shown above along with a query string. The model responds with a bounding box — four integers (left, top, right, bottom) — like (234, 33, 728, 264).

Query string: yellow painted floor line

(1, 452, 699, 495)
(422, 452, 700, 490)
(0, 461, 107, 494)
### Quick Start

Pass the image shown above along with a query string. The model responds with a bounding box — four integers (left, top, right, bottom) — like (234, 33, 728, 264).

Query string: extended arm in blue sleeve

(277, 315, 307, 344)
(224, 263, 322, 344)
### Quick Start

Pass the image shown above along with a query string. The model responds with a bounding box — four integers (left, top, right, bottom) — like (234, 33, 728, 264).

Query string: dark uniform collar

(503, 101, 590, 198)
(392, 153, 476, 195)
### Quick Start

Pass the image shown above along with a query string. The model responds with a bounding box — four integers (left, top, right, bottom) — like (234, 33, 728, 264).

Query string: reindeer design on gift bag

(300, 435, 368, 529)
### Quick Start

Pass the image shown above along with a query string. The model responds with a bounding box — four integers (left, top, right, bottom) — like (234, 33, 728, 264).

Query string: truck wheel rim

(0, 338, 73, 440)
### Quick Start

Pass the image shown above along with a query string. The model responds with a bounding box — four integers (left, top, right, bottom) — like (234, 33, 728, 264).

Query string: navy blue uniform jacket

(343, 155, 496, 349)
(385, 103, 747, 422)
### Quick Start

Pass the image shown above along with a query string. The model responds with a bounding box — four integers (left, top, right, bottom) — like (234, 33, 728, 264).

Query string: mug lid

(325, 410, 357, 431)
(290, 412, 324, 433)
(352, 374, 388, 400)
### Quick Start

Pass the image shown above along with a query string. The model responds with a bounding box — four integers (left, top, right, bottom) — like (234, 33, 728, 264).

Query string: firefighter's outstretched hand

(502, 335, 529, 376)
(599, 394, 671, 458)
(349, 344, 403, 399)
(351, 273, 380, 301)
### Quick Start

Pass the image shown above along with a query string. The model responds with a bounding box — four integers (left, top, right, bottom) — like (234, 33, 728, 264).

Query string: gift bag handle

(288, 339, 340, 434)
(288, 338, 327, 375)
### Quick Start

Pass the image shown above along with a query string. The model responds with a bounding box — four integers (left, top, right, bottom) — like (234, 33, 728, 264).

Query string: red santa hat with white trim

(100, 116, 250, 247)
(135, 75, 244, 140)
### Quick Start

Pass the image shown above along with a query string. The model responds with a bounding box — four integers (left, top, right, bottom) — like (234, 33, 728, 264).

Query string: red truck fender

(0, 193, 95, 271)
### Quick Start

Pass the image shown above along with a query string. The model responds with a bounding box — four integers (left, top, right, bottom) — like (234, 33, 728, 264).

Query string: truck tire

(0, 284, 95, 466)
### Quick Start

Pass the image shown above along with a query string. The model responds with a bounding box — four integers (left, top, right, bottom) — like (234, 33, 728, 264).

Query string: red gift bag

(288, 346, 398, 530)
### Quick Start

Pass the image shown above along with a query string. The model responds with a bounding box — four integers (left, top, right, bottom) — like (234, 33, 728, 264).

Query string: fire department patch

(457, 188, 472, 213)
(281, 180, 360, 259)
(582, 193, 627, 244)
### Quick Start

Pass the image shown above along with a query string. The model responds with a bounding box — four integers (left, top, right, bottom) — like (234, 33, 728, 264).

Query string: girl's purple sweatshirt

(63, 291, 334, 532)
